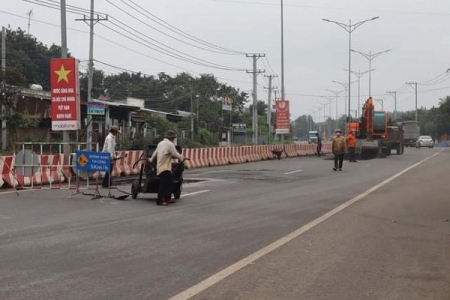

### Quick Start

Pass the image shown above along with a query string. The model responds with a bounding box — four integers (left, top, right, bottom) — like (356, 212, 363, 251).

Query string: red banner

(275, 99, 290, 134)
(50, 58, 80, 131)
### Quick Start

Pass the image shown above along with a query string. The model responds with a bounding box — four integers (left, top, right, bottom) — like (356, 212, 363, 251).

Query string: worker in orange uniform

(347, 130, 357, 162)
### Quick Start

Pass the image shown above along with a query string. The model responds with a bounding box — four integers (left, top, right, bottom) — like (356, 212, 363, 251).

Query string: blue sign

(76, 151, 111, 172)
(87, 102, 105, 115)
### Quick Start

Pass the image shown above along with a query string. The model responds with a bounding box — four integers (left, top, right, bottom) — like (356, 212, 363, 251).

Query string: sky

(2, 0, 450, 122)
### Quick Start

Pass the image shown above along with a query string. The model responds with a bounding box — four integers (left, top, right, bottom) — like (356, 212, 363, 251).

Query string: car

(415, 135, 434, 148)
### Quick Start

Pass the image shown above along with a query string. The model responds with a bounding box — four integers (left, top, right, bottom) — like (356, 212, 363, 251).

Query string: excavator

(347, 97, 404, 159)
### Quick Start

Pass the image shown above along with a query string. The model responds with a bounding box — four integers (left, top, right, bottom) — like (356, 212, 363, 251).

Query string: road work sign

(75, 151, 111, 172)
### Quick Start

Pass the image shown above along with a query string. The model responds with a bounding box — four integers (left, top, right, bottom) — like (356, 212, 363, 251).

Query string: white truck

(401, 121, 420, 147)
(308, 130, 318, 144)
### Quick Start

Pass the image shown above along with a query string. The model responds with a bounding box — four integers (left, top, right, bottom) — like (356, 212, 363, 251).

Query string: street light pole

(343, 69, 373, 118)
(326, 89, 343, 121)
(351, 49, 391, 97)
(323, 17, 379, 121)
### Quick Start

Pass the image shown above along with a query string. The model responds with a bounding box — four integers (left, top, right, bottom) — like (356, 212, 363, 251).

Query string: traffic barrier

(217, 147, 229, 165)
(208, 148, 219, 167)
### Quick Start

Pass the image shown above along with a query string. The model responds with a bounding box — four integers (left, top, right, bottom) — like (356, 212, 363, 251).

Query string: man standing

(149, 130, 185, 206)
(316, 132, 322, 157)
(332, 129, 346, 171)
(102, 125, 119, 187)
(347, 130, 357, 162)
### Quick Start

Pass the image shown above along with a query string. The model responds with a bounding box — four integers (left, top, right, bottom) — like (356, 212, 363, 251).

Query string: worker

(332, 129, 347, 171)
(149, 130, 185, 206)
(347, 130, 357, 162)
(316, 132, 322, 157)
(102, 125, 120, 188)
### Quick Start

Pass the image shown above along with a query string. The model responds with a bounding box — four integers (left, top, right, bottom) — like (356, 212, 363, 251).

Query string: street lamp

(326, 88, 343, 121)
(343, 69, 374, 118)
(322, 16, 379, 120)
(351, 49, 391, 97)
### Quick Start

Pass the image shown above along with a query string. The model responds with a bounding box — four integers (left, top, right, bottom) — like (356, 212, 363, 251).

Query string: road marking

(0, 189, 35, 195)
(168, 150, 443, 300)
(284, 169, 303, 175)
(181, 190, 210, 198)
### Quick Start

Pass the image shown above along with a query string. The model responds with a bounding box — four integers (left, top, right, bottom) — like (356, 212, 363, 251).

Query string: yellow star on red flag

(54, 64, 71, 83)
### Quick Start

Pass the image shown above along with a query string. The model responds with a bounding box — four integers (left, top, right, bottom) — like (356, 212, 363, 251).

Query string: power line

(124, 0, 246, 55)
(105, 0, 242, 56)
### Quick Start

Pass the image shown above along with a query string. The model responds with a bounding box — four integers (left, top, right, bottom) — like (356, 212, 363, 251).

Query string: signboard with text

(221, 96, 232, 111)
(275, 99, 290, 134)
(76, 151, 111, 172)
(50, 58, 81, 131)
(87, 102, 105, 115)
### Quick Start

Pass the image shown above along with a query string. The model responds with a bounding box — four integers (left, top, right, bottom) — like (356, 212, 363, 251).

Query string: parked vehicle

(308, 130, 318, 144)
(415, 136, 434, 148)
(401, 120, 420, 147)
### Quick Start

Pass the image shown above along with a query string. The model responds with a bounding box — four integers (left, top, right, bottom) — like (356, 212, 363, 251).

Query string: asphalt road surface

(0, 147, 449, 300)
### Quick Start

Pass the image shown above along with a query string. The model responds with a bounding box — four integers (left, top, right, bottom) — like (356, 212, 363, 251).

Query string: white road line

(168, 151, 443, 300)
(0, 189, 35, 195)
(284, 169, 303, 175)
(180, 190, 210, 198)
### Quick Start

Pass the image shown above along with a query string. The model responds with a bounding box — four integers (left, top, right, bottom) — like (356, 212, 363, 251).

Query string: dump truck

(400, 120, 420, 147)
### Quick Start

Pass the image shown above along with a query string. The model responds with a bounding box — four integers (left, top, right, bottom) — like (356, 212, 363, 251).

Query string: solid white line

(168, 151, 443, 300)
(0, 189, 35, 195)
(180, 190, 210, 198)
(284, 169, 303, 175)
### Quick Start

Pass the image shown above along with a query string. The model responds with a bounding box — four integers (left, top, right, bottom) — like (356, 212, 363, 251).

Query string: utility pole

(1, 27, 6, 151)
(246, 53, 265, 144)
(386, 91, 397, 120)
(406, 82, 418, 121)
(190, 93, 194, 140)
(60, 0, 70, 151)
(375, 98, 384, 111)
(27, 10, 33, 35)
(76, 1, 108, 149)
(264, 74, 277, 143)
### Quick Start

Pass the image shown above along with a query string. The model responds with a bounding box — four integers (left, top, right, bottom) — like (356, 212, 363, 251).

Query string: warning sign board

(75, 151, 111, 172)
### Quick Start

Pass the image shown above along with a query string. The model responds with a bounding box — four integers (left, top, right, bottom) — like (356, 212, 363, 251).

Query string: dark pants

(334, 154, 344, 169)
(348, 147, 356, 162)
(102, 162, 114, 187)
(157, 170, 172, 204)
(317, 144, 322, 156)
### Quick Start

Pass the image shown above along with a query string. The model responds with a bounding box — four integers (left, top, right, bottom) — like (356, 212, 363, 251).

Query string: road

(0, 147, 449, 300)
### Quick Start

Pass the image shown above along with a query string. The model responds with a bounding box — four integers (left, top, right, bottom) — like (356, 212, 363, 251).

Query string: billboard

(221, 96, 232, 111)
(275, 99, 290, 134)
(50, 58, 81, 131)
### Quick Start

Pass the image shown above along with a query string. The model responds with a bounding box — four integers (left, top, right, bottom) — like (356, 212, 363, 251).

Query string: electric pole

(264, 74, 277, 143)
(406, 82, 418, 121)
(1, 27, 6, 151)
(76, 1, 108, 149)
(387, 91, 397, 120)
(246, 53, 265, 144)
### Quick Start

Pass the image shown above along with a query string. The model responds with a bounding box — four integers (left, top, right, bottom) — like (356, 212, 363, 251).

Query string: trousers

(334, 154, 344, 169)
(158, 170, 172, 203)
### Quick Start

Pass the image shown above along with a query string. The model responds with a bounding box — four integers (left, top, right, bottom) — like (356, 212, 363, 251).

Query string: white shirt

(149, 138, 184, 175)
(102, 132, 116, 158)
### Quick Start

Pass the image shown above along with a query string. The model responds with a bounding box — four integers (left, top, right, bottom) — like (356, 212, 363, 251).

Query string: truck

(347, 97, 404, 159)
(400, 121, 420, 147)
(308, 130, 318, 144)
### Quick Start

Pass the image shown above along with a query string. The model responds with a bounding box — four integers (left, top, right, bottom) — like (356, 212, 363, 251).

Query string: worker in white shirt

(102, 125, 119, 187)
(149, 130, 185, 206)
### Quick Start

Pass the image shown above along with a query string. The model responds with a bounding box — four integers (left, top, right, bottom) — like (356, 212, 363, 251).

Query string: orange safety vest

(347, 134, 356, 148)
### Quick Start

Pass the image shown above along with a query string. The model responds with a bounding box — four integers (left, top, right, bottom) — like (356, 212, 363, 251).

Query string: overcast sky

(2, 0, 450, 121)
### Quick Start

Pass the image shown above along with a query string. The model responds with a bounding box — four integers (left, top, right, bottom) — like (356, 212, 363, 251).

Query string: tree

(0, 28, 68, 90)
